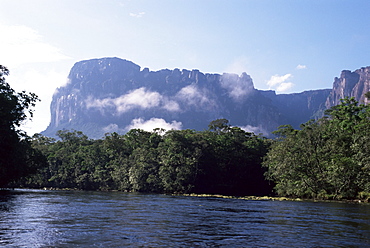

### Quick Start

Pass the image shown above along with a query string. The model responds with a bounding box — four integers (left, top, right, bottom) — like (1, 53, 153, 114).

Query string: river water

(0, 189, 369, 247)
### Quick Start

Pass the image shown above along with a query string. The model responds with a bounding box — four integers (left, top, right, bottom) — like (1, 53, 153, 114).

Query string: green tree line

(21, 119, 272, 196)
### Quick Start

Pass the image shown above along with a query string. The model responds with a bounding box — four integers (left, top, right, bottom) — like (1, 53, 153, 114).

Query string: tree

(0, 65, 43, 187)
(263, 123, 331, 197)
(364, 91, 370, 100)
(103, 132, 131, 191)
(199, 125, 271, 195)
(47, 130, 96, 189)
(158, 130, 201, 193)
(208, 118, 230, 134)
(323, 97, 370, 198)
(0, 66, 39, 131)
(128, 130, 162, 192)
(263, 97, 370, 199)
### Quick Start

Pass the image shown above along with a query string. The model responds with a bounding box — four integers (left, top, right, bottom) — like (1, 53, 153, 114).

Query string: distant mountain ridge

(42, 57, 369, 138)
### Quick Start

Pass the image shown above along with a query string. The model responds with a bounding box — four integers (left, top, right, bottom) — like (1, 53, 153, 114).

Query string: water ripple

(0, 189, 369, 247)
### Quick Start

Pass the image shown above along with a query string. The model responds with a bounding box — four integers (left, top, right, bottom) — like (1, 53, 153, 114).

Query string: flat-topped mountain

(42, 57, 369, 138)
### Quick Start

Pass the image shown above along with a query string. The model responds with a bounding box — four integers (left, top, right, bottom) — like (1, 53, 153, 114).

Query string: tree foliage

(24, 120, 272, 196)
(263, 97, 370, 200)
(0, 65, 45, 187)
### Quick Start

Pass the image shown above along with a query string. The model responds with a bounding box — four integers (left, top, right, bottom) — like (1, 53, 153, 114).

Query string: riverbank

(177, 193, 370, 204)
(4, 188, 369, 204)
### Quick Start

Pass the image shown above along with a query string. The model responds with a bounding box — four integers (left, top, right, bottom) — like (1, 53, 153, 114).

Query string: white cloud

(85, 87, 161, 113)
(176, 84, 216, 110)
(0, 23, 71, 135)
(162, 99, 181, 111)
(9, 69, 68, 135)
(118, 1, 126, 7)
(276, 82, 295, 92)
(129, 12, 145, 18)
(220, 73, 254, 101)
(225, 57, 250, 75)
(0, 24, 70, 67)
(85, 96, 114, 111)
(103, 123, 124, 133)
(177, 85, 203, 104)
(296, 64, 307, 70)
(86, 87, 180, 114)
(239, 125, 268, 136)
(125, 118, 182, 132)
(10, 68, 68, 96)
(267, 74, 294, 93)
(267, 74, 292, 87)
(114, 87, 161, 113)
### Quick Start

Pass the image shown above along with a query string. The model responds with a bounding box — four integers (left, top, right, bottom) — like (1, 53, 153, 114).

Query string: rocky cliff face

(42, 57, 369, 139)
(261, 89, 331, 129)
(326, 67, 370, 108)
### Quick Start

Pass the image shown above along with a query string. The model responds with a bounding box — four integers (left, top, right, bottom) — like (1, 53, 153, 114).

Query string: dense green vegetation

(21, 119, 273, 196)
(0, 65, 46, 188)
(263, 97, 370, 200)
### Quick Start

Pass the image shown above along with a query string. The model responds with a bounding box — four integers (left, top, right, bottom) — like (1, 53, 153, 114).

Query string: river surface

(0, 189, 369, 247)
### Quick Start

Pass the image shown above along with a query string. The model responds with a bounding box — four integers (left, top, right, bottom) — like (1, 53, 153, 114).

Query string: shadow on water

(0, 190, 18, 212)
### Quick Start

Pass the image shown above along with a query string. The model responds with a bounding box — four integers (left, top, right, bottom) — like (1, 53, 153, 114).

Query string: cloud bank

(103, 123, 124, 134)
(114, 87, 161, 113)
(125, 118, 182, 132)
(267, 74, 294, 93)
(239, 125, 268, 136)
(9, 68, 68, 134)
(86, 84, 220, 115)
(225, 57, 250, 75)
(220, 73, 254, 101)
(0, 24, 70, 67)
(86, 87, 180, 114)
(176, 84, 216, 110)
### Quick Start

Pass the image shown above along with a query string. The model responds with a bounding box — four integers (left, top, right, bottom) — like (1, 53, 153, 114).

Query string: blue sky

(1, 0, 370, 134)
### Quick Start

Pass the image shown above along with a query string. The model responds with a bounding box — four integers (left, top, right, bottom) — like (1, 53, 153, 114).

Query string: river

(0, 189, 369, 247)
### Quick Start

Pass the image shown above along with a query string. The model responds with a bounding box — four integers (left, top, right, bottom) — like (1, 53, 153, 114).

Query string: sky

(1, 0, 370, 135)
